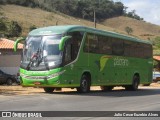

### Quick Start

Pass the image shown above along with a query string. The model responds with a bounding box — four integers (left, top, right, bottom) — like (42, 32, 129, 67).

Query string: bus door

(63, 31, 84, 85)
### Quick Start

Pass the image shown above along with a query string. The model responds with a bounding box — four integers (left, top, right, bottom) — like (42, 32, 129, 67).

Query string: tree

(0, 19, 7, 31)
(7, 21, 22, 37)
(125, 26, 133, 35)
(0, 19, 7, 37)
(153, 36, 160, 49)
(2, 0, 143, 21)
(114, 2, 124, 16)
(0, 0, 7, 4)
(123, 6, 128, 15)
(125, 9, 143, 21)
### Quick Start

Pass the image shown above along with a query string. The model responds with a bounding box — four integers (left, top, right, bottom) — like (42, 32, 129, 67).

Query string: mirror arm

(59, 36, 72, 51)
(14, 37, 25, 52)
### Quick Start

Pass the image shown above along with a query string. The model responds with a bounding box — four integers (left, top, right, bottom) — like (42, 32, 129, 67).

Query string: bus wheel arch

(125, 73, 140, 91)
(134, 73, 140, 85)
(76, 72, 91, 93)
(132, 73, 140, 90)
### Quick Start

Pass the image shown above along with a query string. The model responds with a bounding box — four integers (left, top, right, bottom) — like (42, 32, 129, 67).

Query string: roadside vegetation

(0, 1, 160, 54)
(152, 36, 160, 54)
(125, 26, 133, 35)
(0, 0, 143, 21)
(0, 11, 22, 38)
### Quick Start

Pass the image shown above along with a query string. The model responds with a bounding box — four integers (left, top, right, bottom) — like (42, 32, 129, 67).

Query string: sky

(114, 0, 160, 26)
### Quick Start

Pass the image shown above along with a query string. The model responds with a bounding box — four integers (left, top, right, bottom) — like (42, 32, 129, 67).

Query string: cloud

(119, 0, 160, 25)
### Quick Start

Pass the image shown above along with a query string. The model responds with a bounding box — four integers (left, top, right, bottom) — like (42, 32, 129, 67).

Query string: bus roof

(29, 25, 151, 45)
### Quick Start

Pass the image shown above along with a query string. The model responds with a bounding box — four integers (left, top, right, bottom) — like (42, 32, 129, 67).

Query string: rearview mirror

(14, 37, 25, 52)
(59, 36, 72, 51)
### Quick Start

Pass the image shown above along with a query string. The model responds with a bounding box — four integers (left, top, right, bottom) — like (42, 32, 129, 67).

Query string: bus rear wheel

(77, 75, 90, 93)
(101, 86, 113, 91)
(44, 87, 55, 93)
(125, 75, 139, 91)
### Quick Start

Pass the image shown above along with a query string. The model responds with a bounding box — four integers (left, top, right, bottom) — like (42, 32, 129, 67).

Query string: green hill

(1, 5, 160, 54)
(0, 5, 116, 36)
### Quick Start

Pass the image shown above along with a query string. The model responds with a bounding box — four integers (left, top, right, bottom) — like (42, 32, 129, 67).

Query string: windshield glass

(23, 36, 42, 62)
(22, 35, 62, 70)
(43, 36, 62, 67)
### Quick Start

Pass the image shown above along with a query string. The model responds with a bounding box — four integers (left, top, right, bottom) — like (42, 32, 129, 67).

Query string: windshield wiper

(26, 48, 43, 70)
(43, 56, 49, 70)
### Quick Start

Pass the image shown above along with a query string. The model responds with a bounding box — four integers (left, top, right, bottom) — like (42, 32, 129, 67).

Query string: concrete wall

(0, 54, 21, 75)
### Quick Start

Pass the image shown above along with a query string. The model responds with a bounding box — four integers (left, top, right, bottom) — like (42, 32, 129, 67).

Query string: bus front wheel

(77, 75, 90, 93)
(44, 87, 55, 93)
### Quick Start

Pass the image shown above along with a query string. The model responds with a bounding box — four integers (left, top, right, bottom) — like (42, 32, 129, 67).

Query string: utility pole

(94, 9, 96, 28)
(56, 21, 58, 26)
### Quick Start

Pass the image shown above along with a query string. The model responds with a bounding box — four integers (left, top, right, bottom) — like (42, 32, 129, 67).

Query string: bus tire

(143, 84, 150, 86)
(125, 75, 139, 91)
(101, 86, 113, 91)
(44, 87, 55, 93)
(77, 75, 90, 93)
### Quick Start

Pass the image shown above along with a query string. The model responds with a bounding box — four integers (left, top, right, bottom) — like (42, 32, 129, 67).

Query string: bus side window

(98, 35, 112, 54)
(68, 31, 84, 60)
(136, 43, 143, 58)
(64, 41, 72, 65)
(124, 41, 131, 57)
(143, 44, 152, 59)
(84, 33, 98, 53)
(112, 38, 124, 56)
(129, 42, 138, 58)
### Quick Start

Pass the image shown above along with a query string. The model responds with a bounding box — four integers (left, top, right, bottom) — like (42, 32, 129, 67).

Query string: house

(153, 56, 160, 71)
(153, 56, 160, 82)
(153, 56, 160, 61)
(0, 38, 23, 75)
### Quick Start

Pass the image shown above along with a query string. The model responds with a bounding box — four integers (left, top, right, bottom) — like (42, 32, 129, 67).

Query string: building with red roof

(0, 38, 23, 49)
(153, 56, 160, 61)
(0, 38, 23, 54)
(0, 38, 23, 75)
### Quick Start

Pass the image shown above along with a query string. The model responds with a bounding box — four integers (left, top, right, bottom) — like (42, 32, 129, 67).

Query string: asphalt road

(0, 87, 160, 120)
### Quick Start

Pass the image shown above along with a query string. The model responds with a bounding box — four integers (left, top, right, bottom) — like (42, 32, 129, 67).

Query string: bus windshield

(22, 35, 62, 70)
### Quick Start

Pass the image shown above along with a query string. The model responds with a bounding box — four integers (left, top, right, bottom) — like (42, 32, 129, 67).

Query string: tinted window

(124, 41, 152, 59)
(64, 41, 72, 65)
(112, 38, 124, 56)
(83, 33, 152, 59)
(84, 33, 98, 53)
(64, 31, 84, 65)
(143, 44, 152, 58)
(124, 41, 132, 57)
(98, 36, 112, 54)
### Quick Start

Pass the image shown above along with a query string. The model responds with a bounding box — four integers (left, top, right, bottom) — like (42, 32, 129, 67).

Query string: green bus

(14, 25, 153, 93)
